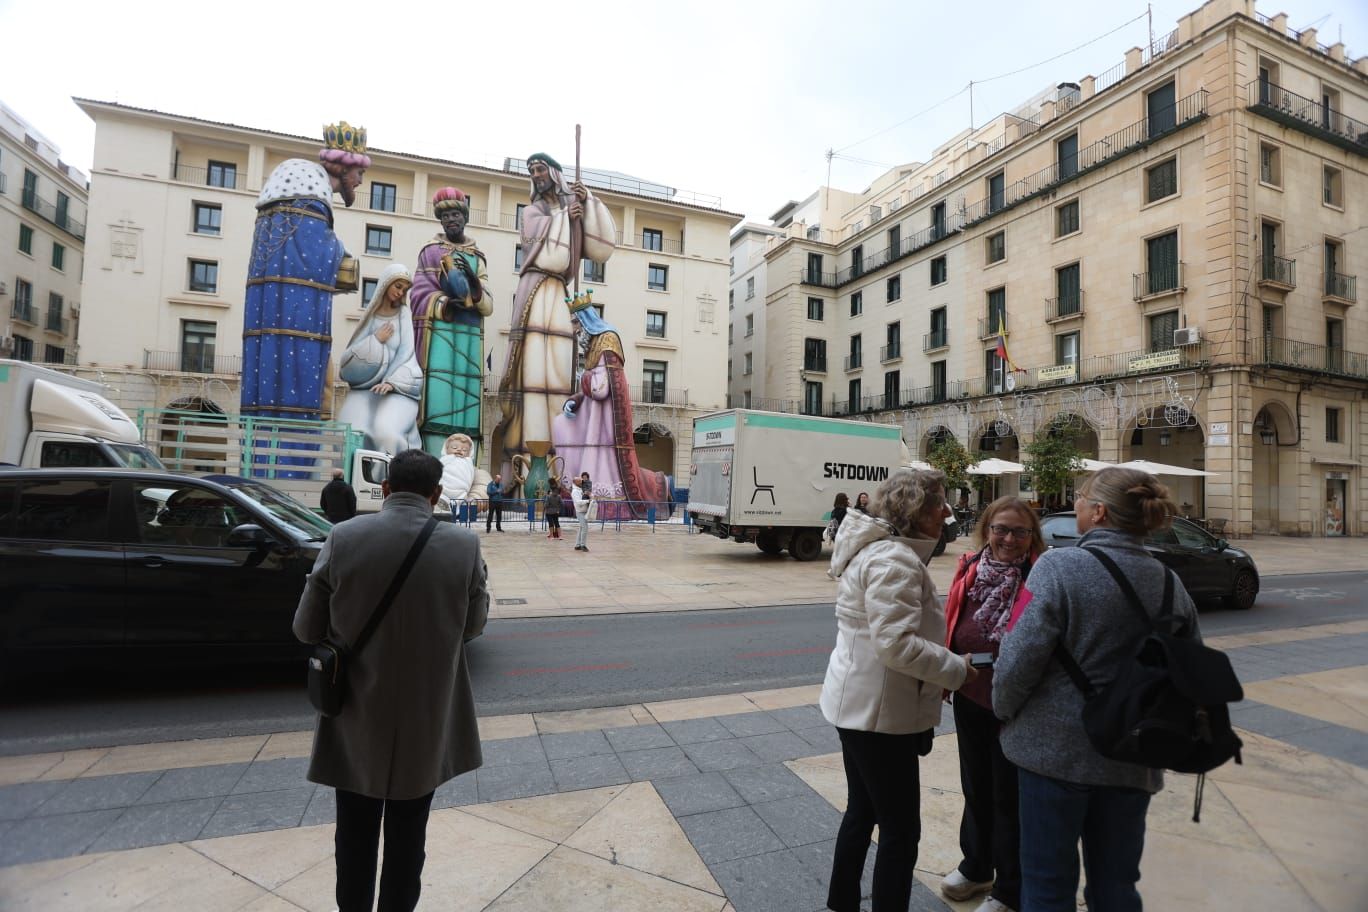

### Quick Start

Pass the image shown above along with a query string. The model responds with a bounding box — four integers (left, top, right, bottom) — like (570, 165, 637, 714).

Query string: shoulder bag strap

(1083, 547, 1153, 627)
(351, 516, 439, 656)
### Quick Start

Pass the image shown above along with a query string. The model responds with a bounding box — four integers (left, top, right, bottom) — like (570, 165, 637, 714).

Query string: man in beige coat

(294, 449, 488, 912)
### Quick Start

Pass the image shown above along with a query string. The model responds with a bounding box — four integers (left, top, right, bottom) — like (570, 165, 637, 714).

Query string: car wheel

(1225, 570, 1258, 610)
(789, 530, 824, 562)
(756, 532, 784, 556)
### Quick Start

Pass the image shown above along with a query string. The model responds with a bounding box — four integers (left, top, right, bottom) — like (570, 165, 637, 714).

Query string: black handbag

(307, 517, 439, 717)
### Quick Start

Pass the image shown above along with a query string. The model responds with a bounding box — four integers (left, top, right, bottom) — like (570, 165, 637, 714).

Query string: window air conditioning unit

(1173, 327, 1201, 346)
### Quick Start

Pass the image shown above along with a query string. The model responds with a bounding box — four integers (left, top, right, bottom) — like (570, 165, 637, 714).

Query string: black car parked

(0, 468, 332, 672)
(1038, 512, 1260, 610)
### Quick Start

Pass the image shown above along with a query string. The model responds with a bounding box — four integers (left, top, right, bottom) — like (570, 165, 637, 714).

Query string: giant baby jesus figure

(489, 153, 614, 489)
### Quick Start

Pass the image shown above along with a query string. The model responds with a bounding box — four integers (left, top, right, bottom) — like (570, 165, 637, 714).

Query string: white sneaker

(941, 868, 994, 901)
(974, 899, 1014, 912)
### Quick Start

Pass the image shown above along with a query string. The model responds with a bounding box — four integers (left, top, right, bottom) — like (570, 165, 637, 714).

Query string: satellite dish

(1005, 374, 1017, 391)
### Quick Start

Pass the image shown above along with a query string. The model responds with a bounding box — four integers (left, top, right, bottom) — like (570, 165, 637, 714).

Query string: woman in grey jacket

(820, 468, 976, 912)
(993, 467, 1199, 912)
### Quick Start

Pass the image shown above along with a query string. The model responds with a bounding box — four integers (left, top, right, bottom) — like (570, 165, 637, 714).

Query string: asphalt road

(1, 570, 1363, 757)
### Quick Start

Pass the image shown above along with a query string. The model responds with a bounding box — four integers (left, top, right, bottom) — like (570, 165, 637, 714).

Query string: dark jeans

(335, 788, 435, 912)
(828, 727, 924, 912)
(1017, 768, 1151, 912)
(486, 501, 502, 531)
(546, 514, 560, 531)
(953, 694, 1021, 909)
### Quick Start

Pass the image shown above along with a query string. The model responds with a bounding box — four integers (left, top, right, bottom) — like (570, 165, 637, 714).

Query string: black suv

(0, 468, 332, 671)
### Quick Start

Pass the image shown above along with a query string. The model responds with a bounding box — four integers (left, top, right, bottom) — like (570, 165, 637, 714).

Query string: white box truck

(0, 360, 163, 469)
(687, 409, 904, 561)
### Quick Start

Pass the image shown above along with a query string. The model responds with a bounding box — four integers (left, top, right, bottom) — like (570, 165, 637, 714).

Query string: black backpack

(1055, 547, 1244, 821)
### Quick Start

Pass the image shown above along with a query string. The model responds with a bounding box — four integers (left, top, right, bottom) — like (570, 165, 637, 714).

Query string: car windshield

(229, 480, 332, 541)
(109, 444, 166, 470)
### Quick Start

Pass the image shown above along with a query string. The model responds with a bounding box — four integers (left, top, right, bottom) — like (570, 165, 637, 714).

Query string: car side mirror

(1214, 538, 1229, 552)
(227, 523, 274, 548)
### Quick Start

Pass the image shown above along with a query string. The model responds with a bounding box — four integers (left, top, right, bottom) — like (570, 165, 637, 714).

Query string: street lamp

(1259, 428, 1275, 445)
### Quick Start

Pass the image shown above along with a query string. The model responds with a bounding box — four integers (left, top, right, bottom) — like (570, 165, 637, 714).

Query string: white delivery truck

(0, 360, 164, 469)
(687, 409, 904, 561)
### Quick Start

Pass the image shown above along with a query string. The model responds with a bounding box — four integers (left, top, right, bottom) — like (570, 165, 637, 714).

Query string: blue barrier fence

(448, 497, 693, 533)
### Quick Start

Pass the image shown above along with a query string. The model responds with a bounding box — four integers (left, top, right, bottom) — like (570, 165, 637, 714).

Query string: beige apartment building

(736, 0, 1367, 537)
(73, 100, 741, 480)
(0, 102, 87, 367)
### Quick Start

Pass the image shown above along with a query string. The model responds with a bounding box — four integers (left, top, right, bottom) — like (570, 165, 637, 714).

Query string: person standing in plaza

(572, 471, 593, 551)
(320, 467, 357, 524)
(486, 473, 505, 533)
(994, 467, 1199, 912)
(940, 496, 1044, 912)
(293, 449, 488, 912)
(819, 468, 977, 912)
(544, 480, 563, 540)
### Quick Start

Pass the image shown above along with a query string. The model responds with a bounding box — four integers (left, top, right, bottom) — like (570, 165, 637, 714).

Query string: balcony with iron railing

(844, 352, 862, 371)
(961, 90, 1208, 229)
(923, 329, 949, 352)
(367, 196, 415, 215)
(803, 356, 828, 374)
(11, 301, 37, 324)
(144, 349, 244, 374)
(634, 384, 690, 405)
(978, 315, 1008, 341)
(879, 343, 902, 363)
(20, 188, 85, 241)
(1251, 335, 1368, 381)
(44, 312, 67, 335)
(1259, 255, 1297, 291)
(169, 162, 249, 190)
(832, 217, 962, 286)
(1046, 292, 1084, 322)
(1133, 262, 1186, 301)
(1325, 271, 1357, 304)
(1247, 81, 1368, 156)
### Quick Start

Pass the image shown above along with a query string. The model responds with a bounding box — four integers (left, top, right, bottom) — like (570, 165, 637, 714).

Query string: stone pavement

(481, 523, 1367, 620)
(1, 531, 1364, 910)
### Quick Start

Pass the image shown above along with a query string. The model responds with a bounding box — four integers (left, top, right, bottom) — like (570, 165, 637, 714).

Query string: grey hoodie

(819, 509, 969, 734)
(993, 527, 1200, 792)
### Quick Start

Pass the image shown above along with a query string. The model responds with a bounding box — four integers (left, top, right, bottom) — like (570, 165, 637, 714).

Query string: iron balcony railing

(1133, 262, 1186, 300)
(978, 315, 1008, 341)
(804, 267, 839, 287)
(44, 312, 67, 334)
(143, 349, 244, 374)
(923, 329, 949, 351)
(880, 343, 902, 363)
(844, 352, 862, 371)
(1259, 255, 1297, 288)
(1325, 271, 1357, 303)
(368, 196, 414, 214)
(1046, 292, 1084, 321)
(1251, 335, 1368, 381)
(832, 217, 963, 286)
(502, 157, 723, 210)
(634, 384, 690, 406)
(170, 162, 248, 190)
(803, 356, 828, 373)
(11, 302, 36, 324)
(1247, 81, 1368, 155)
(961, 90, 1208, 228)
(20, 188, 86, 240)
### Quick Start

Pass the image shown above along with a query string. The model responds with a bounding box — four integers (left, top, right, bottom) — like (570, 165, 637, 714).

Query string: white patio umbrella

(902, 460, 934, 471)
(1076, 458, 1115, 473)
(1114, 459, 1219, 477)
(967, 457, 1026, 475)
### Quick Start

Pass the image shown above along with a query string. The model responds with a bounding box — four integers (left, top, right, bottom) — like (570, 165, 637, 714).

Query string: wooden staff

(573, 123, 582, 299)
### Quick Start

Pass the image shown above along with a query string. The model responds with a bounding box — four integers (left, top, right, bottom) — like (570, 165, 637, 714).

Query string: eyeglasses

(988, 524, 1032, 539)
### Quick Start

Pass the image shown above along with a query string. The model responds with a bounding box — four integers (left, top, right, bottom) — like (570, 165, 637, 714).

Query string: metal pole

(573, 124, 582, 300)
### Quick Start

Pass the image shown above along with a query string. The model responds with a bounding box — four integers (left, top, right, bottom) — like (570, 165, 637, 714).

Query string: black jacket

(320, 478, 357, 523)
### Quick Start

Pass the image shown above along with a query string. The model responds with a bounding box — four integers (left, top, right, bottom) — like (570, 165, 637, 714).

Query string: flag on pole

(486, 351, 493, 371)
(995, 334, 1027, 374)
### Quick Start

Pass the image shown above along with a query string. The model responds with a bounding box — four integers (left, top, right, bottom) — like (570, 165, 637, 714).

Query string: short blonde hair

(1079, 467, 1177, 535)
(869, 468, 947, 537)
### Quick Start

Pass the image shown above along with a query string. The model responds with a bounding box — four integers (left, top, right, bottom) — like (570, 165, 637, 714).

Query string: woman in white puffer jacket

(820, 468, 977, 912)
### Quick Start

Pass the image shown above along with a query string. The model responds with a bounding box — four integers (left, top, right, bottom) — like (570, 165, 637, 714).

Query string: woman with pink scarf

(940, 496, 1044, 912)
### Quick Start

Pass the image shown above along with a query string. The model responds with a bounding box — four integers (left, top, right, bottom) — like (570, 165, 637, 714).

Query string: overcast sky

(2, 0, 1363, 222)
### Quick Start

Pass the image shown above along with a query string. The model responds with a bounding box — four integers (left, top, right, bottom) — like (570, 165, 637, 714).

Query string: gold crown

(323, 121, 368, 155)
(566, 289, 595, 313)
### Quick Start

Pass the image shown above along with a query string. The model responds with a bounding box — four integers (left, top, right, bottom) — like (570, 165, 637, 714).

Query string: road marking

(504, 663, 631, 676)
(484, 630, 595, 640)
(1262, 587, 1348, 601)
(686, 619, 784, 630)
(736, 646, 830, 660)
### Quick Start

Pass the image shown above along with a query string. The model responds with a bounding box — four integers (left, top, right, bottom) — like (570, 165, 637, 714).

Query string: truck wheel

(756, 532, 783, 555)
(789, 529, 823, 562)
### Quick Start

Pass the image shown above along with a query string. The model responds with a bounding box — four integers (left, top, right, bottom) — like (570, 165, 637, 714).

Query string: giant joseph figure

(489, 152, 615, 494)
